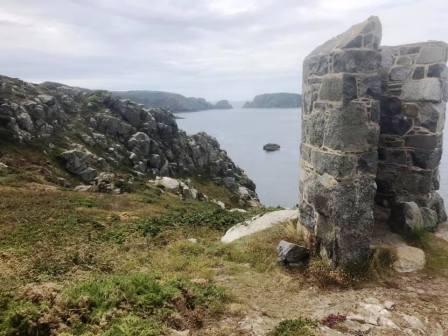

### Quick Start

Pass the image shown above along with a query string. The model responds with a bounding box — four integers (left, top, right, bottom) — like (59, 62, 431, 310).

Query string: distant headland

(243, 93, 301, 108)
(112, 90, 232, 112)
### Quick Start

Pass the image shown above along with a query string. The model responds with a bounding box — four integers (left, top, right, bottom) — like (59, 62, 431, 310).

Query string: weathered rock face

(299, 17, 448, 268)
(299, 17, 382, 268)
(0, 75, 258, 206)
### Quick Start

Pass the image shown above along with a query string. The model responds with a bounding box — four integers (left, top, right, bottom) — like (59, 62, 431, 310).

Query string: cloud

(0, 0, 447, 100)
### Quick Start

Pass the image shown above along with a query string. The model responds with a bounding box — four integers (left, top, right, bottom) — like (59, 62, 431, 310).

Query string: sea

(176, 107, 448, 208)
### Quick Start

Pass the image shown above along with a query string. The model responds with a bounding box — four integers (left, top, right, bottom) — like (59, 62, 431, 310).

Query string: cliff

(243, 93, 301, 108)
(112, 90, 232, 112)
(0, 75, 258, 205)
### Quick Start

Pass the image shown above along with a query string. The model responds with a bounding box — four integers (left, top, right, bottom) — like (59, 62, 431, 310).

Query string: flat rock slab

(393, 245, 426, 273)
(221, 210, 298, 244)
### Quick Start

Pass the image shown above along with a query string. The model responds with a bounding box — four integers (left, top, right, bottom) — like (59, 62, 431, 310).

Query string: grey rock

(389, 66, 412, 81)
(263, 143, 280, 152)
(17, 112, 34, 132)
(389, 202, 424, 236)
(277, 240, 309, 266)
(421, 207, 438, 231)
(74, 185, 93, 192)
(393, 245, 426, 273)
(92, 172, 116, 193)
(416, 44, 448, 64)
(59, 149, 97, 182)
(401, 78, 443, 102)
(221, 210, 299, 243)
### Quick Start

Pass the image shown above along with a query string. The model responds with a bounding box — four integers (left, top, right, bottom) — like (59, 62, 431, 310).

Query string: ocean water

(176, 108, 448, 208)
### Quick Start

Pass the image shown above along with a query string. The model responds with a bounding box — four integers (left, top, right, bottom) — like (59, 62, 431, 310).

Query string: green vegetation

(0, 274, 228, 335)
(268, 318, 317, 336)
(138, 207, 247, 238)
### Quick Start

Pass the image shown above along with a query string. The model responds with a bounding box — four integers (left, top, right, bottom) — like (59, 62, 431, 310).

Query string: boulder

(263, 143, 280, 152)
(154, 176, 180, 191)
(221, 210, 299, 243)
(59, 149, 97, 182)
(74, 185, 93, 192)
(392, 245, 426, 273)
(92, 172, 117, 193)
(388, 202, 424, 236)
(212, 199, 226, 209)
(277, 240, 309, 266)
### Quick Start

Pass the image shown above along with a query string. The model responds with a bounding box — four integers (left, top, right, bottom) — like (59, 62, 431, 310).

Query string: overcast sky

(1, 0, 447, 101)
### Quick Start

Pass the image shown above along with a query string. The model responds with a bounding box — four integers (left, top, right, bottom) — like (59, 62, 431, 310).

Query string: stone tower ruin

(298, 16, 448, 268)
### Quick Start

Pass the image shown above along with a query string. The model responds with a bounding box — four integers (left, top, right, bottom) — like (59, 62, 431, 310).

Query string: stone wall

(299, 17, 448, 268)
(299, 17, 382, 268)
(378, 42, 448, 234)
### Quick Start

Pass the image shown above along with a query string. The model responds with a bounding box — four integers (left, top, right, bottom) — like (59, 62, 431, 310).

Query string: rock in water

(277, 240, 309, 266)
(221, 210, 298, 243)
(263, 143, 280, 152)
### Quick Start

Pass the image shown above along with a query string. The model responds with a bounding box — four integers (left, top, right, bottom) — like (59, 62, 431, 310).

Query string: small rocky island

(263, 143, 280, 152)
(243, 93, 301, 108)
(213, 100, 233, 109)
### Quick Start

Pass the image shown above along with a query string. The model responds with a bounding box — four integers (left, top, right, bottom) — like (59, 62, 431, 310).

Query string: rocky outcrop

(0, 75, 258, 206)
(243, 93, 301, 108)
(298, 17, 448, 268)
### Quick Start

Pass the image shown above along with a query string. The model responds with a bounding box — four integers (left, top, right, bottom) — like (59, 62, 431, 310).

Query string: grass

(268, 318, 318, 336)
(418, 233, 448, 277)
(4, 143, 448, 334)
(217, 221, 304, 272)
(0, 156, 271, 335)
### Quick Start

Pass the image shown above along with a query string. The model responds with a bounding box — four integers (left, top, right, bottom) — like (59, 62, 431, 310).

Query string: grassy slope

(2, 145, 448, 335)
(0, 144, 277, 335)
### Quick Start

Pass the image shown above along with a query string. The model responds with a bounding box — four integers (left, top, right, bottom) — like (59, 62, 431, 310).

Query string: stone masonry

(378, 42, 448, 234)
(299, 17, 448, 268)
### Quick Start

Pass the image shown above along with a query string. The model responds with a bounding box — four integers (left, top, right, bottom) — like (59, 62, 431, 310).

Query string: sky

(1, 0, 447, 101)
